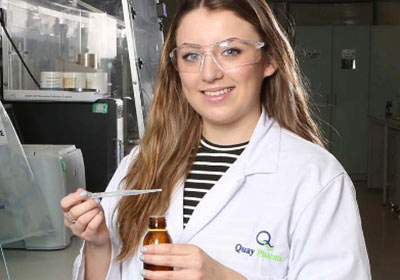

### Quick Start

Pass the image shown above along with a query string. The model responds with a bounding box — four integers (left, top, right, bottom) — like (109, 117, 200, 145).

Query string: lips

(201, 87, 235, 96)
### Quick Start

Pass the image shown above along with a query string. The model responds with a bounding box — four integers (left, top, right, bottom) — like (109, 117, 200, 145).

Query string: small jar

(63, 72, 76, 89)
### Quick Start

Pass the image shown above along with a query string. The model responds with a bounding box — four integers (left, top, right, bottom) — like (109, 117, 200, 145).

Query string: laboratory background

(0, 0, 399, 279)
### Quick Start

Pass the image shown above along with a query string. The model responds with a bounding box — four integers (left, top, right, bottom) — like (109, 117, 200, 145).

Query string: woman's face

(175, 8, 276, 136)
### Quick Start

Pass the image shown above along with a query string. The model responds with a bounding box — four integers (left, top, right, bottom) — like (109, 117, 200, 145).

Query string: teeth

(204, 88, 232, 96)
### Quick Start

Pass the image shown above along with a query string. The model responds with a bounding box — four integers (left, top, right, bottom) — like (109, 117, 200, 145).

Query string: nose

(200, 53, 223, 82)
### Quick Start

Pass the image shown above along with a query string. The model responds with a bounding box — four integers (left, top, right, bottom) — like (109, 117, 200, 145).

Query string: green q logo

(256, 231, 274, 250)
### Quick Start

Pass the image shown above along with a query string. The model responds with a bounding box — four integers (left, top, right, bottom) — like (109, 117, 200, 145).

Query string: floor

(356, 185, 400, 280)
(0, 186, 399, 280)
(0, 237, 83, 280)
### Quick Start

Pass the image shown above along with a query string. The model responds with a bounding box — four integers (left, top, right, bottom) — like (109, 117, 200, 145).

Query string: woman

(61, 0, 371, 279)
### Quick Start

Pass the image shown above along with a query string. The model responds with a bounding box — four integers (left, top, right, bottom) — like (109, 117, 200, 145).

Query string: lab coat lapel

(177, 165, 245, 244)
(165, 181, 184, 243)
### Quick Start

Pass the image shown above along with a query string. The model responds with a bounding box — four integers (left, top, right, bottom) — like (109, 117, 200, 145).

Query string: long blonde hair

(116, 0, 323, 260)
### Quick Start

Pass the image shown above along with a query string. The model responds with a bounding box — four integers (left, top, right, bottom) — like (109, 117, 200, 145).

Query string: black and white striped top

(183, 137, 248, 227)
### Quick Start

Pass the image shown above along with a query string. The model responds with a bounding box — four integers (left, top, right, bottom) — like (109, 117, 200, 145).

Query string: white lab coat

(73, 109, 371, 280)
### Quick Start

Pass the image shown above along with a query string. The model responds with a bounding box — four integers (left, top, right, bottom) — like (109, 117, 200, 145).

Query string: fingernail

(80, 190, 88, 197)
(141, 246, 148, 253)
(140, 270, 146, 277)
(95, 198, 101, 204)
(139, 254, 144, 262)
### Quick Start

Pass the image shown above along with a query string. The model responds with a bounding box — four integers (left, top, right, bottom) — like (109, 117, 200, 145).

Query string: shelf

(3, 90, 110, 103)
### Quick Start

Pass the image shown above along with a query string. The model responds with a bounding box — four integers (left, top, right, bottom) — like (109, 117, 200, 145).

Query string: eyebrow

(179, 37, 240, 48)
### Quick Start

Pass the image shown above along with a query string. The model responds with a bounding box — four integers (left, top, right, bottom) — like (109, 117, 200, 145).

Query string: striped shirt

(183, 137, 248, 227)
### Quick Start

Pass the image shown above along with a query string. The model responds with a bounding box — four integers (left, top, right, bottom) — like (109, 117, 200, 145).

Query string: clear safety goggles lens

(170, 39, 265, 73)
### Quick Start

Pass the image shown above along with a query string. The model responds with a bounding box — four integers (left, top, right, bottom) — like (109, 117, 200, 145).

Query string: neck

(202, 110, 261, 145)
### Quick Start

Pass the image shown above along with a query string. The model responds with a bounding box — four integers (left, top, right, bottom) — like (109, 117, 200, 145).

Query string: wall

(376, 2, 400, 25)
(289, 3, 373, 25)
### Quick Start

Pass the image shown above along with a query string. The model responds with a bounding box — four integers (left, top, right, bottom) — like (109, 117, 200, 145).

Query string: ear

(263, 58, 278, 78)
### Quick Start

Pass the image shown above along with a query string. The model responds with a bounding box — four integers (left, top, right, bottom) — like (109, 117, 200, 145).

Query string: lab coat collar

(170, 107, 281, 243)
(239, 106, 281, 175)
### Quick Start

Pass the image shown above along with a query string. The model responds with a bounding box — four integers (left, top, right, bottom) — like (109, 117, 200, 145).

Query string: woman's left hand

(140, 244, 246, 280)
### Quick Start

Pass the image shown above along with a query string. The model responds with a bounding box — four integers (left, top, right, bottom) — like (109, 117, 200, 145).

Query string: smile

(202, 87, 234, 97)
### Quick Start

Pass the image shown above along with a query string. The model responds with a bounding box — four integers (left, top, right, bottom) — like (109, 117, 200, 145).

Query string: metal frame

(121, 0, 145, 138)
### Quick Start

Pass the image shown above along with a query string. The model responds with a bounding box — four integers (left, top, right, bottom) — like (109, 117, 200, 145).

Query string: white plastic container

(22, 145, 85, 250)
(75, 73, 87, 89)
(40, 71, 63, 89)
(87, 72, 108, 93)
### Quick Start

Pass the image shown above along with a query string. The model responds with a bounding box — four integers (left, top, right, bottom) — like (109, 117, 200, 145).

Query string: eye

(222, 48, 242, 56)
(182, 52, 201, 62)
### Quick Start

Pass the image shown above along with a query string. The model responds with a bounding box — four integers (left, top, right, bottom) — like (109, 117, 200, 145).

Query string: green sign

(92, 103, 109, 114)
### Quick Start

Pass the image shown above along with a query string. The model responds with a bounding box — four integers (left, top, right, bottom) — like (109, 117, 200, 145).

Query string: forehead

(176, 8, 260, 46)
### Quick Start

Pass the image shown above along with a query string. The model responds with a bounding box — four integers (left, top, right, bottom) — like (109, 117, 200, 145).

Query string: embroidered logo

(256, 231, 274, 250)
(234, 230, 283, 262)
(255, 230, 282, 262)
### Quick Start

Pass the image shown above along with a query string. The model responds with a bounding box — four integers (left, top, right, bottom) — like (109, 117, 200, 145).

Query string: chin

(203, 114, 236, 126)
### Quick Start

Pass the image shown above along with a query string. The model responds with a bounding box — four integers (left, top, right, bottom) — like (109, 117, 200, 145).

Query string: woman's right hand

(60, 188, 110, 248)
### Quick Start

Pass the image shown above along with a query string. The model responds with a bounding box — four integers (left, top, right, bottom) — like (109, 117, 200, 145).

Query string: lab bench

(368, 115, 400, 208)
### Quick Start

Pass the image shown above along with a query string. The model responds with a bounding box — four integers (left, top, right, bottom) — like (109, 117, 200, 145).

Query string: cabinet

(369, 26, 400, 116)
(294, 26, 332, 143)
(368, 115, 400, 206)
(367, 117, 385, 190)
(10, 99, 123, 193)
(295, 26, 370, 175)
(388, 128, 400, 206)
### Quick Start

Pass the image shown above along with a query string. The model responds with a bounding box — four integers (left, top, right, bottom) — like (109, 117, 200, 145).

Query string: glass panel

(1, 0, 131, 100)
(130, 0, 164, 123)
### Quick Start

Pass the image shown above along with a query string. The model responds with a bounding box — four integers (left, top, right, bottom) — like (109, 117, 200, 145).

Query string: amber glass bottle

(143, 216, 173, 276)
